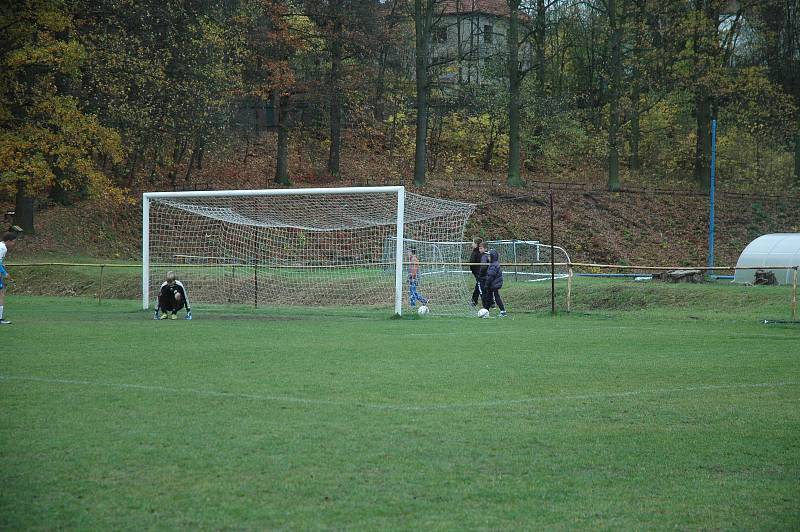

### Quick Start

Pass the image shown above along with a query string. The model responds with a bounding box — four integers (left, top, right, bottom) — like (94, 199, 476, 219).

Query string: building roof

(440, 0, 511, 17)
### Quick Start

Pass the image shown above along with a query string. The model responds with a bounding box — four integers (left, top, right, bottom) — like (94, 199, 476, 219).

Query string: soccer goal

(142, 187, 475, 315)
(483, 240, 571, 282)
(381, 238, 571, 281)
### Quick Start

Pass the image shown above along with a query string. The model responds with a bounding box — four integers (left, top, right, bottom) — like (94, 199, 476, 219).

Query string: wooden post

(99, 265, 105, 305)
(512, 240, 518, 281)
(550, 192, 555, 315)
(567, 266, 573, 313)
(792, 266, 797, 322)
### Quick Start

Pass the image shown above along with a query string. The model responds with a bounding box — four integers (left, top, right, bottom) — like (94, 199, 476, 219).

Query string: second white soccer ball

(478, 308, 489, 318)
(417, 305, 429, 316)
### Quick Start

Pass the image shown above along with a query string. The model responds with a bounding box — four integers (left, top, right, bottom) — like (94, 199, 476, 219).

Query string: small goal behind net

(143, 186, 476, 315)
(381, 238, 571, 282)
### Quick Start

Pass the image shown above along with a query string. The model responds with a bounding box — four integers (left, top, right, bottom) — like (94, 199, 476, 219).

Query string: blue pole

(708, 119, 717, 270)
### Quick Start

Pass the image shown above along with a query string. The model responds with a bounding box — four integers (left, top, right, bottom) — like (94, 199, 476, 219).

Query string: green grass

(1, 291, 799, 529)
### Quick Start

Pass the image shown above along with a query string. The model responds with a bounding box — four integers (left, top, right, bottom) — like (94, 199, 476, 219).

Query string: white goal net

(382, 238, 571, 281)
(143, 187, 475, 315)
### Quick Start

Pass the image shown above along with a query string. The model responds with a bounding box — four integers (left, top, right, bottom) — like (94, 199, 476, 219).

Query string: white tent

(733, 233, 800, 285)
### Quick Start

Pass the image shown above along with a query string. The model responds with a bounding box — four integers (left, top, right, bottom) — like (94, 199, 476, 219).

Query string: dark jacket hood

(488, 249, 499, 262)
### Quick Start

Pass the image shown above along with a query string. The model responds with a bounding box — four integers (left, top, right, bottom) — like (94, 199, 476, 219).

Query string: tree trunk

(691, 0, 718, 191)
(184, 147, 197, 183)
(483, 123, 496, 171)
(694, 94, 712, 189)
(630, 0, 643, 173)
(374, 47, 387, 121)
(413, 0, 435, 186)
(795, 130, 800, 183)
(274, 93, 291, 185)
(413, 76, 429, 186)
(125, 152, 140, 189)
(506, 0, 524, 187)
(527, 0, 547, 162)
(589, 19, 603, 129)
(374, 0, 401, 121)
(607, 0, 622, 192)
(327, 15, 343, 178)
(49, 180, 69, 205)
(196, 137, 204, 169)
(14, 180, 34, 234)
(630, 80, 641, 172)
(535, 0, 546, 93)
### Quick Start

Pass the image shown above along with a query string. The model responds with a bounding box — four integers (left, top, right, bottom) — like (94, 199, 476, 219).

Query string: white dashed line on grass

(2, 374, 798, 412)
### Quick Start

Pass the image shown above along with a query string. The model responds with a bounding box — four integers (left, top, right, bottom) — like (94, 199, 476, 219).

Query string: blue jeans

(408, 277, 428, 306)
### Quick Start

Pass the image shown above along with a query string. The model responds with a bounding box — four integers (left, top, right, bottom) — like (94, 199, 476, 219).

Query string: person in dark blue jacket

(482, 248, 507, 317)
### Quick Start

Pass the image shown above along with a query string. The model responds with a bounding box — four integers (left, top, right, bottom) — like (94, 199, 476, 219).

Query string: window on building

(435, 27, 448, 44)
(484, 24, 493, 44)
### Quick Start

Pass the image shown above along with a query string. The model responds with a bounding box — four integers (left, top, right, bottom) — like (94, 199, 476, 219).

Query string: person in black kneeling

(155, 271, 192, 320)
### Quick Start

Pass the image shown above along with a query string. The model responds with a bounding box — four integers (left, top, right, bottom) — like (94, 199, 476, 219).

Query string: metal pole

(394, 187, 406, 316)
(792, 266, 797, 322)
(254, 227, 259, 309)
(142, 195, 150, 309)
(550, 191, 555, 315)
(708, 119, 717, 271)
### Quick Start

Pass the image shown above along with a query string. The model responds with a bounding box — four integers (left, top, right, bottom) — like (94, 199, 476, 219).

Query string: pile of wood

(652, 269, 706, 283)
(754, 270, 777, 285)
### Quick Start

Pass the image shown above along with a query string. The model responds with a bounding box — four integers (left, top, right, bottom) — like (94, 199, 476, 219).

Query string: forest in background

(1, 0, 799, 238)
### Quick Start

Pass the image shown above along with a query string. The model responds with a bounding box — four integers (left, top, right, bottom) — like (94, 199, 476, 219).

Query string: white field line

(405, 326, 666, 336)
(407, 329, 800, 338)
(406, 330, 510, 336)
(1, 374, 798, 412)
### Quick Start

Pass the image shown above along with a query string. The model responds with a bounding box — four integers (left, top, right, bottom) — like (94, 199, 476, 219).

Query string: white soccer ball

(417, 305, 429, 316)
(478, 308, 489, 318)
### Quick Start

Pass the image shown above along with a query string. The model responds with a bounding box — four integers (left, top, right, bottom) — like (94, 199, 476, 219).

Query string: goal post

(142, 186, 475, 315)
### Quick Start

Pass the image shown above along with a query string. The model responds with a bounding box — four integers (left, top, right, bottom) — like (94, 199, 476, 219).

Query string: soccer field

(2, 294, 799, 529)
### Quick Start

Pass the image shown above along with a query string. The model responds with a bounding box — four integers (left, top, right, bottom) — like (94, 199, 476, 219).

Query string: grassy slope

(6, 178, 800, 268)
(1, 291, 799, 529)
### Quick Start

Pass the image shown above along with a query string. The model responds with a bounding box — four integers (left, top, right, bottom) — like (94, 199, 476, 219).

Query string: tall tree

(506, 0, 525, 187)
(606, 0, 623, 191)
(241, 0, 306, 185)
(327, 8, 344, 177)
(303, 0, 345, 177)
(303, 0, 378, 178)
(628, 0, 646, 172)
(680, 0, 745, 189)
(76, 0, 240, 189)
(0, 0, 123, 232)
(754, 0, 800, 181)
(372, 0, 406, 122)
(413, 0, 437, 186)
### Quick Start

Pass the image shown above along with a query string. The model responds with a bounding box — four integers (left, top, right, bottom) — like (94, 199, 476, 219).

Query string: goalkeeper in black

(155, 271, 192, 320)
